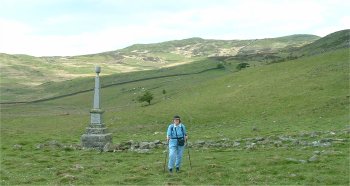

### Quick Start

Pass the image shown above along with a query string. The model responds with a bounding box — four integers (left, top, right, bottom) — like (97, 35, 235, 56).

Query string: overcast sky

(0, 0, 349, 56)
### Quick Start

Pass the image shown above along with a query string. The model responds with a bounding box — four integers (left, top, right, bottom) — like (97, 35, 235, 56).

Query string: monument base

(81, 133, 112, 149)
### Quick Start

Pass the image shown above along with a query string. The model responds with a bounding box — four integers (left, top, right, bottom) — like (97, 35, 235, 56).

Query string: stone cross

(81, 66, 112, 149)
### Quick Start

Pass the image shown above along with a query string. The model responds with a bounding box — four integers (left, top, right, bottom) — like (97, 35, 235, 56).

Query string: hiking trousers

(168, 145, 185, 169)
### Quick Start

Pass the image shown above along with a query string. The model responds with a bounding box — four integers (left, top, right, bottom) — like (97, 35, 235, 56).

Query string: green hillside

(0, 57, 227, 103)
(4, 49, 347, 138)
(291, 29, 350, 56)
(1, 46, 349, 185)
(210, 30, 349, 66)
(0, 34, 319, 102)
(237, 34, 320, 55)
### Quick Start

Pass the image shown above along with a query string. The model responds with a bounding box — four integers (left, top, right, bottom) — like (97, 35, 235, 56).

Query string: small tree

(217, 63, 225, 69)
(137, 91, 153, 105)
(162, 89, 166, 95)
(236, 62, 250, 70)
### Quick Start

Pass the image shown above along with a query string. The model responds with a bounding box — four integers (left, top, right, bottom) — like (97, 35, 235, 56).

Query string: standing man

(166, 115, 188, 173)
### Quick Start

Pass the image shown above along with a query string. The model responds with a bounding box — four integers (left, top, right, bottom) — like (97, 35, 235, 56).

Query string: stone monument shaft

(81, 66, 112, 149)
(93, 66, 101, 109)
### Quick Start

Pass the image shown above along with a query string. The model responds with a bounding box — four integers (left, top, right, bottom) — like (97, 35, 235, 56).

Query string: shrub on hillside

(236, 63, 250, 70)
(217, 63, 225, 69)
(137, 91, 153, 105)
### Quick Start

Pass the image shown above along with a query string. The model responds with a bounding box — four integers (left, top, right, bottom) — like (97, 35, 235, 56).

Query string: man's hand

(166, 136, 170, 143)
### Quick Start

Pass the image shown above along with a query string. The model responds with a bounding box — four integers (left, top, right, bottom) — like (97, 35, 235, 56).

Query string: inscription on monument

(91, 113, 102, 124)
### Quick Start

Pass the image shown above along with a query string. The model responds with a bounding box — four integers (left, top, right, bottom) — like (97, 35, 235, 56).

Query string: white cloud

(142, 0, 328, 39)
(0, 19, 37, 54)
(0, 19, 34, 36)
(312, 15, 350, 37)
(44, 14, 81, 25)
(0, 18, 188, 56)
(0, 0, 349, 56)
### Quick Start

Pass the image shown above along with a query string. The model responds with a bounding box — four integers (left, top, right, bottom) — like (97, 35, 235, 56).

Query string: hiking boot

(169, 168, 173, 173)
(176, 167, 180, 172)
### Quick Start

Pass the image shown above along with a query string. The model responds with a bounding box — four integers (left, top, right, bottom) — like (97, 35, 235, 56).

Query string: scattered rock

(125, 140, 134, 146)
(220, 138, 230, 142)
(333, 138, 346, 142)
(286, 158, 296, 162)
(71, 164, 84, 171)
(13, 144, 22, 150)
(310, 141, 331, 147)
(246, 143, 256, 150)
(274, 141, 282, 147)
(61, 174, 76, 181)
(320, 138, 333, 143)
(244, 138, 254, 142)
(233, 142, 241, 147)
(153, 140, 161, 145)
(286, 158, 306, 164)
(278, 136, 295, 142)
(313, 151, 321, 155)
(132, 149, 150, 153)
(36, 144, 44, 149)
(321, 150, 340, 155)
(150, 142, 157, 149)
(254, 137, 264, 142)
(32, 127, 348, 153)
(299, 132, 308, 137)
(195, 140, 206, 145)
(308, 155, 319, 162)
(139, 142, 150, 149)
(103, 142, 114, 152)
(310, 132, 319, 138)
(48, 140, 62, 148)
(130, 142, 140, 150)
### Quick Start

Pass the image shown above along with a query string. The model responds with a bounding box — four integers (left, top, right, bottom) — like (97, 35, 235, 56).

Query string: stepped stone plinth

(81, 66, 112, 149)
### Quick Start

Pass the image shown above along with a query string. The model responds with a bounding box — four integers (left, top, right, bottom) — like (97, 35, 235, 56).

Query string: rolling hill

(0, 48, 348, 185)
(0, 34, 319, 102)
(290, 29, 350, 56)
(0, 30, 349, 185)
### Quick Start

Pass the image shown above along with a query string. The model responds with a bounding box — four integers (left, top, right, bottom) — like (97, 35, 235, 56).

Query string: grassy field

(1, 143, 348, 185)
(0, 45, 349, 185)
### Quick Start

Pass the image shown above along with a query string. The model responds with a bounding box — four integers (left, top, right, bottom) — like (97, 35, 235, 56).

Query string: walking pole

(182, 111, 193, 171)
(187, 142, 192, 170)
(163, 143, 168, 173)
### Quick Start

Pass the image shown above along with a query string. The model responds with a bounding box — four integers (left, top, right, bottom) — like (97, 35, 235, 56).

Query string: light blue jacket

(167, 123, 187, 147)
